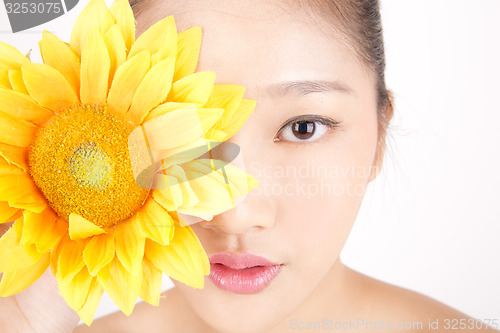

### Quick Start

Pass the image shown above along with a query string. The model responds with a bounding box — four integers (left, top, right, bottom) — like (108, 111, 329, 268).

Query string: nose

(198, 135, 276, 235)
(198, 185, 275, 234)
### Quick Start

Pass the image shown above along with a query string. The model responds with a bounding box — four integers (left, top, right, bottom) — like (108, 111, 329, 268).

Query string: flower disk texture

(0, 0, 259, 325)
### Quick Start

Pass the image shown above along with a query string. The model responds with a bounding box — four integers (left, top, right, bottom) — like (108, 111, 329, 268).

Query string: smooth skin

(0, 1, 494, 332)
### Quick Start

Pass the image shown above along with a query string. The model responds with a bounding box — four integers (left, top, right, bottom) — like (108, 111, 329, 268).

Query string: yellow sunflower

(0, 0, 258, 325)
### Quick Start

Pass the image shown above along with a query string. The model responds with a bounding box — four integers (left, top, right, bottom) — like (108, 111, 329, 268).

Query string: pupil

(293, 121, 315, 139)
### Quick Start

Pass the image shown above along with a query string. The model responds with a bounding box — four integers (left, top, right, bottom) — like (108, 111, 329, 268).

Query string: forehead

(136, 0, 374, 100)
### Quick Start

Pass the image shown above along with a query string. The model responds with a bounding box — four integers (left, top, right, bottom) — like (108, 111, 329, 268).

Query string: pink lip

(209, 252, 281, 294)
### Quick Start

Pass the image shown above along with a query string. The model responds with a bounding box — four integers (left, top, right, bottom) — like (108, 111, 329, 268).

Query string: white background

(0, 0, 498, 323)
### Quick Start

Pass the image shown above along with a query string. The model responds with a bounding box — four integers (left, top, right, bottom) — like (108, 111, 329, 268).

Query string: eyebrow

(266, 80, 354, 98)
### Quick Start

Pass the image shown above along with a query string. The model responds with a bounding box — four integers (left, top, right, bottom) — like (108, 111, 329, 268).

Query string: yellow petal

(0, 164, 46, 212)
(80, 29, 110, 105)
(0, 143, 28, 171)
(165, 165, 200, 209)
(0, 219, 43, 272)
(56, 236, 88, 283)
(176, 167, 234, 217)
(0, 112, 37, 147)
(103, 25, 126, 89)
(0, 77, 10, 89)
(145, 225, 206, 288)
(83, 232, 115, 276)
(107, 51, 150, 115)
(159, 137, 222, 170)
(204, 128, 227, 142)
(40, 30, 80, 96)
(128, 16, 177, 62)
(109, 0, 135, 52)
(21, 209, 67, 252)
(137, 198, 173, 246)
(70, 0, 115, 56)
(174, 27, 202, 82)
(0, 252, 49, 297)
(145, 239, 190, 286)
(77, 277, 104, 326)
(0, 201, 20, 224)
(204, 85, 245, 126)
(220, 98, 257, 140)
(139, 106, 203, 150)
(0, 87, 53, 125)
(184, 224, 210, 275)
(0, 41, 30, 88)
(50, 234, 63, 276)
(69, 213, 106, 240)
(22, 63, 78, 112)
(143, 102, 196, 122)
(58, 266, 93, 311)
(151, 181, 176, 212)
(97, 256, 142, 316)
(184, 159, 260, 199)
(114, 218, 144, 275)
(0, 41, 30, 68)
(167, 71, 216, 105)
(128, 56, 175, 124)
(8, 69, 28, 94)
(182, 159, 241, 198)
(139, 258, 162, 306)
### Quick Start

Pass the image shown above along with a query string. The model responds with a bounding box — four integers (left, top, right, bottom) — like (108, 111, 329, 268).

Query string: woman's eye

(274, 116, 340, 143)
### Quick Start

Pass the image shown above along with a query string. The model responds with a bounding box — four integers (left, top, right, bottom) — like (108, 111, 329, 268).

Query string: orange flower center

(28, 105, 150, 228)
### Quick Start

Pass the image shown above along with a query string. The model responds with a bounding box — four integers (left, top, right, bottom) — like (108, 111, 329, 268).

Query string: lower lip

(209, 263, 281, 294)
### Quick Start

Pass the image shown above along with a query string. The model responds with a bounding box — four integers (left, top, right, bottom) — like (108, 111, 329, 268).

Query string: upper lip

(209, 252, 279, 269)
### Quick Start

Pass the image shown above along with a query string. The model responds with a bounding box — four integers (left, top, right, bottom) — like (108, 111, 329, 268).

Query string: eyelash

(273, 115, 341, 144)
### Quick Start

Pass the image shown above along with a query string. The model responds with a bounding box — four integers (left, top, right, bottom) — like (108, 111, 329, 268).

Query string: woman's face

(138, 0, 381, 331)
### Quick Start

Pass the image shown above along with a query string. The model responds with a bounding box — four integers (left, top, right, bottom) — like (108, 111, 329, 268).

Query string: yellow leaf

(0, 219, 43, 273)
(220, 99, 257, 140)
(107, 51, 150, 115)
(128, 16, 177, 62)
(138, 106, 203, 150)
(97, 256, 142, 315)
(40, 30, 80, 96)
(22, 63, 78, 113)
(137, 198, 173, 246)
(22, 208, 67, 252)
(114, 218, 144, 274)
(77, 277, 103, 326)
(0, 252, 49, 296)
(0, 143, 28, 171)
(70, 0, 114, 56)
(103, 25, 126, 89)
(56, 236, 87, 283)
(128, 56, 175, 125)
(58, 266, 93, 311)
(167, 71, 216, 105)
(69, 213, 106, 240)
(0, 164, 46, 212)
(83, 232, 115, 276)
(174, 27, 202, 82)
(0, 112, 38, 147)
(139, 258, 162, 306)
(80, 29, 110, 105)
(109, 0, 135, 52)
(0, 201, 19, 223)
(7, 69, 28, 94)
(0, 87, 53, 125)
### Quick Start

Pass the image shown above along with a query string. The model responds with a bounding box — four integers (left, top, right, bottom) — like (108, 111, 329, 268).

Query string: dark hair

(128, 0, 394, 160)
(293, 0, 394, 169)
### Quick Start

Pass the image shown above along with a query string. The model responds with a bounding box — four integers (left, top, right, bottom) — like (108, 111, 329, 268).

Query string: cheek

(270, 119, 378, 277)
